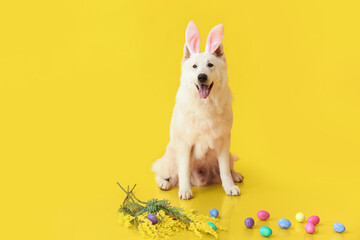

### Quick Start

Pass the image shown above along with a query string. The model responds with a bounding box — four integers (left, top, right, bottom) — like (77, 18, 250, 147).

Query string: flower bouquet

(117, 183, 222, 239)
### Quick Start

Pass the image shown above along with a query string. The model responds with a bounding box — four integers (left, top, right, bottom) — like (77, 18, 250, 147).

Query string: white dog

(152, 21, 243, 200)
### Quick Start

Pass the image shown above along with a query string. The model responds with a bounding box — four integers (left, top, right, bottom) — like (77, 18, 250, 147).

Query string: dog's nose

(197, 74, 208, 83)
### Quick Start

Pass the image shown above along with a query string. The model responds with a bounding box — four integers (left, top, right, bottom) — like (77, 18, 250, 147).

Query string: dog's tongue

(199, 84, 209, 99)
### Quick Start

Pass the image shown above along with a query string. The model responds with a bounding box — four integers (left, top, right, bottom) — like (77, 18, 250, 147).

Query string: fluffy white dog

(152, 21, 243, 200)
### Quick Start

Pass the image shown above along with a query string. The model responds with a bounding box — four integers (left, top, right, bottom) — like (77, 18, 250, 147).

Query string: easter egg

(207, 222, 217, 231)
(278, 218, 291, 229)
(295, 212, 305, 222)
(209, 208, 219, 218)
(244, 217, 255, 228)
(333, 222, 345, 233)
(259, 226, 272, 237)
(147, 213, 158, 225)
(307, 215, 320, 226)
(257, 210, 270, 220)
(305, 223, 315, 234)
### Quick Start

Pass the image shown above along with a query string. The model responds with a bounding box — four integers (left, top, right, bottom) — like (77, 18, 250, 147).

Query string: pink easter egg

(257, 210, 270, 220)
(305, 223, 315, 234)
(307, 215, 320, 226)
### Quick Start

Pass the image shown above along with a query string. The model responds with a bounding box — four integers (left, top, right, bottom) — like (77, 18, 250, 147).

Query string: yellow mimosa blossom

(116, 184, 223, 239)
(118, 209, 222, 239)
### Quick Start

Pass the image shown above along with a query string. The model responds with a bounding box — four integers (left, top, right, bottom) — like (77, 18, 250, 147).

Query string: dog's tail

(230, 153, 239, 161)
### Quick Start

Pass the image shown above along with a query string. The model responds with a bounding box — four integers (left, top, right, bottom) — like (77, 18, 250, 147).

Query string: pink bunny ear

(185, 21, 200, 54)
(205, 24, 224, 54)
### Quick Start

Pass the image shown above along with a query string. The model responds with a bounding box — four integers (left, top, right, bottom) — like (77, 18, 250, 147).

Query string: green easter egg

(259, 226, 272, 237)
(206, 222, 217, 231)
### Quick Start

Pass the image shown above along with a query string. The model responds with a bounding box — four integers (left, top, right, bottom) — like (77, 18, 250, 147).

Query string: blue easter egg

(209, 208, 219, 218)
(333, 222, 345, 233)
(278, 218, 291, 229)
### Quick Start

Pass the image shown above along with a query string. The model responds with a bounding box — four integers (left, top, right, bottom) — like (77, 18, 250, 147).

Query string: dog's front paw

(178, 189, 193, 200)
(223, 185, 240, 196)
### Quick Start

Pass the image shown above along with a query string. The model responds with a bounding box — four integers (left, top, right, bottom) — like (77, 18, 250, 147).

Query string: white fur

(152, 22, 243, 199)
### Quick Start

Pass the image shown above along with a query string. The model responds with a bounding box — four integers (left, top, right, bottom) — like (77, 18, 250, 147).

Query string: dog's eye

(192, 64, 197, 68)
(207, 63, 214, 68)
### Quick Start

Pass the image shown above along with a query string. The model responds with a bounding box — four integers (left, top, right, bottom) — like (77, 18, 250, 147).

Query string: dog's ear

(213, 43, 225, 59)
(184, 21, 200, 59)
(205, 24, 224, 57)
(182, 43, 191, 62)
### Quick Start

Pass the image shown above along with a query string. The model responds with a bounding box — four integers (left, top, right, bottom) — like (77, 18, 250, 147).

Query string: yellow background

(1, 0, 360, 239)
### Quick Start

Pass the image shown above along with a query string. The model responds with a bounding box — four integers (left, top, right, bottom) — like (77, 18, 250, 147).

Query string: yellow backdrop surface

(1, 0, 360, 240)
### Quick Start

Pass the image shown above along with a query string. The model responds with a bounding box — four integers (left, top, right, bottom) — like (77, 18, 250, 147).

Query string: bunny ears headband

(185, 21, 224, 55)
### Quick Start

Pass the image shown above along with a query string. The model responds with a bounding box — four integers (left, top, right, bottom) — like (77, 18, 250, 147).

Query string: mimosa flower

(116, 183, 222, 239)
